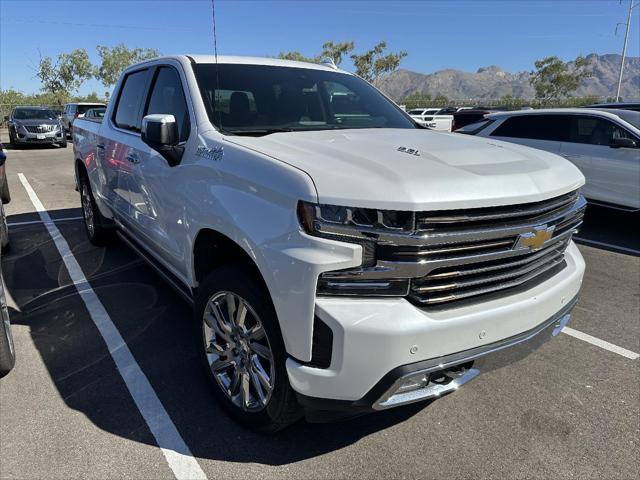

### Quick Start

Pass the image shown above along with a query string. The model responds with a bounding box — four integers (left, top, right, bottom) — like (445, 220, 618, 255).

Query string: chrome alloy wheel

(202, 291, 275, 412)
(81, 184, 95, 237)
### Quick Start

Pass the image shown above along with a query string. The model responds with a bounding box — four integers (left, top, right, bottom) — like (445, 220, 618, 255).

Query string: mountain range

(377, 54, 640, 101)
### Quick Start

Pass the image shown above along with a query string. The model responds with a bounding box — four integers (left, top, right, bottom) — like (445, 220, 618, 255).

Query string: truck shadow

(2, 210, 424, 465)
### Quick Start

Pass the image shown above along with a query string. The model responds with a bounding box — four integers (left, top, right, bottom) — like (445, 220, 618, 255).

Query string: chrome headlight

(297, 201, 414, 296)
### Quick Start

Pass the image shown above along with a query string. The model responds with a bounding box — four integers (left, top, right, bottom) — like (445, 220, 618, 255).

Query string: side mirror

(141, 114, 183, 166)
(610, 137, 637, 149)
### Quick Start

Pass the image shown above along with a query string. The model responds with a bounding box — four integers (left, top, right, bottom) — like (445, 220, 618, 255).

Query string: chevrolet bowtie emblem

(516, 225, 554, 251)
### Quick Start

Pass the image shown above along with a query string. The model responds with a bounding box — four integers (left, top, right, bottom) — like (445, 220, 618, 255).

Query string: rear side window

(114, 70, 150, 131)
(145, 67, 191, 142)
(568, 115, 635, 146)
(456, 119, 495, 135)
(491, 115, 570, 141)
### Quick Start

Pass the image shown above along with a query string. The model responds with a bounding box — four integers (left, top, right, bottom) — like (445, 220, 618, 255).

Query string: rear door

(560, 115, 640, 208)
(126, 64, 194, 277)
(101, 68, 152, 222)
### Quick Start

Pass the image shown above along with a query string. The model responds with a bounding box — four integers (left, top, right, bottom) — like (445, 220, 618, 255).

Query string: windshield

(608, 109, 640, 129)
(407, 109, 424, 115)
(193, 64, 416, 134)
(13, 108, 57, 120)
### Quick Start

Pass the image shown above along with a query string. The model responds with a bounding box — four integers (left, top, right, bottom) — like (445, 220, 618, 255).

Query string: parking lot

(0, 135, 638, 479)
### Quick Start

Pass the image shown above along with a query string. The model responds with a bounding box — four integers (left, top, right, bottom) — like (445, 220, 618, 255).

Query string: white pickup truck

(408, 108, 453, 131)
(73, 55, 586, 431)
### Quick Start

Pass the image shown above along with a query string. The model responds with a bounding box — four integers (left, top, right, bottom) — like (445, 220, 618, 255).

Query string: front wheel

(58, 138, 68, 148)
(194, 265, 302, 432)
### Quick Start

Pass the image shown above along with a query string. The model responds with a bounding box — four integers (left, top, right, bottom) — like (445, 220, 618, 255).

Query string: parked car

(407, 109, 454, 131)
(84, 108, 106, 121)
(451, 109, 492, 131)
(407, 108, 440, 123)
(462, 108, 640, 211)
(0, 144, 14, 379)
(61, 103, 106, 135)
(73, 55, 585, 431)
(6, 107, 67, 148)
(583, 102, 640, 112)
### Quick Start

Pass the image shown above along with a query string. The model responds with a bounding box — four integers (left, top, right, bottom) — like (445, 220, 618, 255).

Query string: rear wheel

(79, 173, 115, 246)
(194, 265, 302, 432)
(58, 138, 68, 148)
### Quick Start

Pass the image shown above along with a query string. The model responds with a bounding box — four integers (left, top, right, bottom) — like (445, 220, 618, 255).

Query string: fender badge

(196, 145, 224, 161)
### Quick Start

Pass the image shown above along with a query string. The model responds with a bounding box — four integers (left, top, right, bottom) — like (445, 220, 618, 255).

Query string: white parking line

(17, 173, 207, 480)
(562, 327, 640, 360)
(8, 216, 83, 227)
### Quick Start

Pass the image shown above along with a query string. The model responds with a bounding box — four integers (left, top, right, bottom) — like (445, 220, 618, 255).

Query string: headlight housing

(297, 201, 414, 296)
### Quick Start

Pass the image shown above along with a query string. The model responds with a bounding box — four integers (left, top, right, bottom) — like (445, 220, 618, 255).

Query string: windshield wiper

(226, 128, 295, 136)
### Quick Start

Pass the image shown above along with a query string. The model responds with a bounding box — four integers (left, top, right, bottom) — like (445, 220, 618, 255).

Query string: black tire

(194, 265, 302, 432)
(79, 172, 115, 246)
(59, 138, 68, 148)
(0, 276, 16, 379)
(8, 130, 19, 149)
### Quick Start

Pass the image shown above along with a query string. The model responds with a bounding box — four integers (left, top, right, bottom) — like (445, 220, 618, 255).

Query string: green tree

(433, 94, 449, 106)
(95, 44, 160, 88)
(277, 51, 320, 63)
(319, 41, 355, 66)
(350, 41, 407, 85)
(530, 55, 592, 100)
(36, 48, 93, 97)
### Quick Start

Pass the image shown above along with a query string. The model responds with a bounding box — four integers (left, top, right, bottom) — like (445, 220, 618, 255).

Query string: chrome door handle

(126, 154, 140, 164)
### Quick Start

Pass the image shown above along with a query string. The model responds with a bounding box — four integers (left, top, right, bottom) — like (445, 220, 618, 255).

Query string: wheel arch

(191, 227, 270, 293)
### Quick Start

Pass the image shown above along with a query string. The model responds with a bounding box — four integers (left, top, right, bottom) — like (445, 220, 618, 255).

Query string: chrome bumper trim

(373, 297, 577, 410)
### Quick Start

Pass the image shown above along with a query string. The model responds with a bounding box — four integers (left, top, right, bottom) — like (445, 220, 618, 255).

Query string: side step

(116, 231, 194, 306)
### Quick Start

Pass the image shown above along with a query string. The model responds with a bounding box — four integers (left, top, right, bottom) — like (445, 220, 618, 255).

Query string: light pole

(615, 0, 638, 102)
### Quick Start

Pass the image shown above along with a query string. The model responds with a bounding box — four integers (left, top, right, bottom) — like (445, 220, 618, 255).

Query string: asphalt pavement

(0, 135, 638, 480)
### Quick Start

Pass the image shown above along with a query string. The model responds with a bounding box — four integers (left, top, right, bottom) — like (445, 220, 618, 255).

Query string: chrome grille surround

(24, 125, 56, 133)
(317, 191, 586, 306)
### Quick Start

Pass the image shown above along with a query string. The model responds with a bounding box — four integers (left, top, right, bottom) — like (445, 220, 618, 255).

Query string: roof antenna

(210, 0, 223, 130)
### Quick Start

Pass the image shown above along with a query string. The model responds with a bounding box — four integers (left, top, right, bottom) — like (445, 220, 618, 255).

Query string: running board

(116, 231, 194, 306)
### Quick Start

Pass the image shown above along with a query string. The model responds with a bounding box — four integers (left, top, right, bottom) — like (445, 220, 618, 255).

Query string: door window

(113, 69, 150, 132)
(491, 114, 570, 141)
(145, 67, 191, 142)
(569, 115, 635, 146)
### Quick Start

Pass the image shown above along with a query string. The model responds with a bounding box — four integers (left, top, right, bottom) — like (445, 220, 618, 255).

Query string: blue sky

(1, 0, 638, 95)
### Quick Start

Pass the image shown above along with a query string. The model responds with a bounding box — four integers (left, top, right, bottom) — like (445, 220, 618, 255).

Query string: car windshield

(606, 109, 640, 129)
(407, 109, 424, 115)
(13, 108, 57, 120)
(193, 63, 416, 135)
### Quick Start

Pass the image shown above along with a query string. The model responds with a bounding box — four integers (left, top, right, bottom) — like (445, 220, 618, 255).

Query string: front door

(126, 65, 194, 278)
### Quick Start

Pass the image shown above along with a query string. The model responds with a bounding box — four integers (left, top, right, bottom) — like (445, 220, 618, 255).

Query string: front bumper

(14, 130, 63, 144)
(297, 296, 576, 420)
(287, 241, 585, 410)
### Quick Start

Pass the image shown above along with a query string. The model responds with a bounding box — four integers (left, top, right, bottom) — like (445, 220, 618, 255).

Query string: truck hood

(226, 128, 585, 210)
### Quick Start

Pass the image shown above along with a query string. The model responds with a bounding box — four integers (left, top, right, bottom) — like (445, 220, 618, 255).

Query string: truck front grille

(318, 190, 585, 307)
